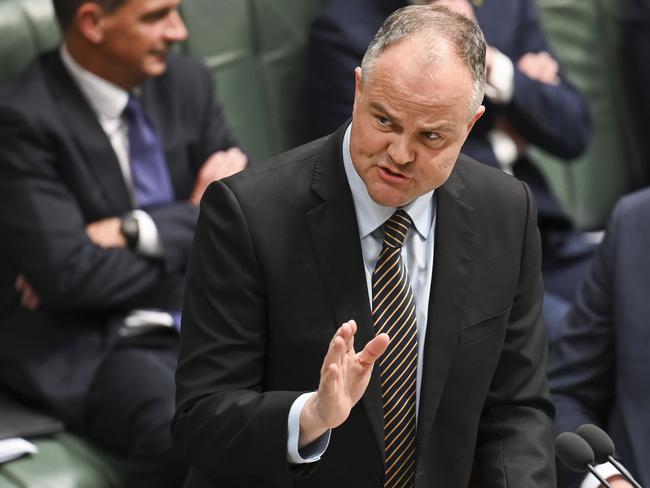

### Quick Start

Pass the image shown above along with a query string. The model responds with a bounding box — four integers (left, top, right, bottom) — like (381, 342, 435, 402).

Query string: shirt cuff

(130, 209, 163, 257)
(286, 392, 331, 464)
(484, 48, 515, 104)
(580, 462, 621, 488)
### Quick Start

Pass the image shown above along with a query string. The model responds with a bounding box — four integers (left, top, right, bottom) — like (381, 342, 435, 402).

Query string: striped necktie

(372, 209, 418, 488)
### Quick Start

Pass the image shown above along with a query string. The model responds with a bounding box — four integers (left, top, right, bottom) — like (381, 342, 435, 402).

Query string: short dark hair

(52, 0, 128, 32)
(361, 5, 486, 115)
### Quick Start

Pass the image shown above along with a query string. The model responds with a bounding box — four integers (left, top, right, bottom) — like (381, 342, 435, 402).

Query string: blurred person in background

(549, 188, 650, 488)
(0, 0, 245, 486)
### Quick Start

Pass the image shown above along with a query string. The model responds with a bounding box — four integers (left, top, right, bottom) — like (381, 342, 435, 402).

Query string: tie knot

(123, 95, 143, 121)
(382, 210, 412, 249)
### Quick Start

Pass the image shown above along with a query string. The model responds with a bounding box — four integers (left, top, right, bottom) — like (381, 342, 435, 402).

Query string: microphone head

(555, 432, 595, 471)
(576, 424, 615, 464)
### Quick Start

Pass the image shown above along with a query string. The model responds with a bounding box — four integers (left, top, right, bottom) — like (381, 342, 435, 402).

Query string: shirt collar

(60, 44, 130, 121)
(342, 124, 435, 240)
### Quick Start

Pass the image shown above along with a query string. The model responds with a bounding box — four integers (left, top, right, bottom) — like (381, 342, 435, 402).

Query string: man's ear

(352, 67, 363, 115)
(466, 104, 485, 134)
(76, 3, 105, 44)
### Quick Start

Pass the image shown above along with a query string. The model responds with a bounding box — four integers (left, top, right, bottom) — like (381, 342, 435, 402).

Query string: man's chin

(366, 183, 413, 209)
(146, 56, 169, 76)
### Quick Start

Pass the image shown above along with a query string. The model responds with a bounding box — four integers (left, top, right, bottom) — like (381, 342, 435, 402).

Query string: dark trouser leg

(84, 341, 188, 488)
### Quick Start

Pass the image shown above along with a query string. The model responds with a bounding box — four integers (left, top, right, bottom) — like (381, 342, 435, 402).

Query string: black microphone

(576, 424, 643, 488)
(555, 432, 613, 488)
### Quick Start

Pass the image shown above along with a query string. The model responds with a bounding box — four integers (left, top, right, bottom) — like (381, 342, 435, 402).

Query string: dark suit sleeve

(476, 183, 556, 487)
(173, 181, 302, 488)
(0, 106, 170, 310)
(548, 207, 618, 487)
(503, 0, 591, 159)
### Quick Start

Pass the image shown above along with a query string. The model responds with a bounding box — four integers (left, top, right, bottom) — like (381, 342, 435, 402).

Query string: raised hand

(299, 320, 389, 447)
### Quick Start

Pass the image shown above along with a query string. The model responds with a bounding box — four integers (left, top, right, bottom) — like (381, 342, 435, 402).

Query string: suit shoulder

(150, 53, 212, 96)
(227, 135, 327, 189)
(162, 53, 210, 81)
(609, 187, 650, 229)
(454, 154, 529, 201)
(0, 52, 54, 111)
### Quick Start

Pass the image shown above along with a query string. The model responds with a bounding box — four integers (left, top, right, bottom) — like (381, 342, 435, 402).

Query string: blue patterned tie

(123, 95, 174, 208)
(372, 210, 417, 488)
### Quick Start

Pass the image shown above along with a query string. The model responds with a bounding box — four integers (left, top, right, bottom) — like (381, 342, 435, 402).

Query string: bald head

(360, 5, 486, 115)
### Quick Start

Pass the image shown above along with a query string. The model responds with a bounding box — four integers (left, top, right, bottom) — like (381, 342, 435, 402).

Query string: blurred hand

(517, 51, 560, 85)
(607, 477, 634, 488)
(299, 320, 390, 448)
(191, 147, 248, 206)
(15, 274, 39, 310)
(86, 217, 127, 248)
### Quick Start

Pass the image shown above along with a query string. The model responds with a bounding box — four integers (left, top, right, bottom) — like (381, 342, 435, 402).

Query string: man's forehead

(369, 41, 470, 94)
(373, 34, 457, 76)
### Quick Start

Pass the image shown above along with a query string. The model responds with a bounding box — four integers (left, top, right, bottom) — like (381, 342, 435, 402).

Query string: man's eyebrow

(422, 122, 453, 133)
(369, 102, 395, 119)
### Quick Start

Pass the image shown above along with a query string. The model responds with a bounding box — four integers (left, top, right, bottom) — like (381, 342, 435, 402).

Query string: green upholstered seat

(0, 434, 122, 488)
(179, 0, 327, 160)
(0, 0, 59, 87)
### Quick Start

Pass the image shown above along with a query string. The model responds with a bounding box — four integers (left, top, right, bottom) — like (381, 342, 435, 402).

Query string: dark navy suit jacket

(173, 122, 555, 487)
(0, 50, 238, 428)
(549, 188, 650, 487)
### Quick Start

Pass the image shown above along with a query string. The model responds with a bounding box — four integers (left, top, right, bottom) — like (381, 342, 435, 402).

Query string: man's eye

(422, 131, 441, 141)
(377, 116, 391, 126)
(142, 9, 170, 22)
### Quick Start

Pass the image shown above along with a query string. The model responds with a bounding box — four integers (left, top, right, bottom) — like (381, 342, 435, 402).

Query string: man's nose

(387, 135, 415, 165)
(165, 10, 189, 43)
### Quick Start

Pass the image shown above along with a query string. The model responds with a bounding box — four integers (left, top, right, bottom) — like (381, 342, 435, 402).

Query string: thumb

(358, 333, 390, 367)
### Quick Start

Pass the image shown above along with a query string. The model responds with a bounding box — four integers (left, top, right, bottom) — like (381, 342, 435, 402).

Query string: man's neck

(63, 35, 140, 91)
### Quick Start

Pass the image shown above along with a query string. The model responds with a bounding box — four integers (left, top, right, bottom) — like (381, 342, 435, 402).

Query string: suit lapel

(305, 125, 385, 457)
(45, 53, 132, 214)
(416, 167, 477, 457)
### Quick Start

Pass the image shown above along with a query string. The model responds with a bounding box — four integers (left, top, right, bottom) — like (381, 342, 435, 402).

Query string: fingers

(191, 148, 248, 205)
(321, 321, 356, 376)
(86, 218, 126, 248)
(358, 333, 390, 367)
(15, 274, 39, 310)
(517, 51, 560, 85)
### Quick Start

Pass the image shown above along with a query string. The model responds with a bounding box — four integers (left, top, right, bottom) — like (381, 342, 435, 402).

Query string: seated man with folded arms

(0, 0, 245, 486)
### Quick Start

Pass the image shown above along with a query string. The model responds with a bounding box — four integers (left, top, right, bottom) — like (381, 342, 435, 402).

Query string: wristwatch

(120, 213, 139, 249)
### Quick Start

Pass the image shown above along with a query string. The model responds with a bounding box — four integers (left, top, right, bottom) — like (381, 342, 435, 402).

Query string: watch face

(123, 218, 138, 235)
(121, 216, 139, 247)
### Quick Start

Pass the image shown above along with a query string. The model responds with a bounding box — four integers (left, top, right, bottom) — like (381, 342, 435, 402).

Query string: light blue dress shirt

(287, 125, 437, 463)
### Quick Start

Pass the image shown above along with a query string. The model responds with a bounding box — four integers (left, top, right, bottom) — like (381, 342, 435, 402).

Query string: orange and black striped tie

(372, 209, 417, 488)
